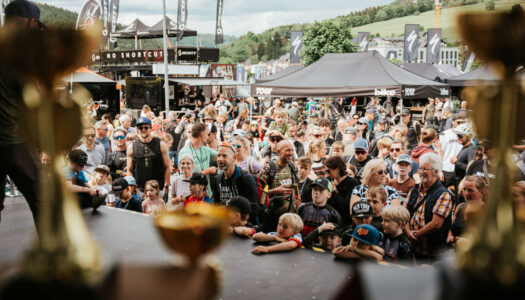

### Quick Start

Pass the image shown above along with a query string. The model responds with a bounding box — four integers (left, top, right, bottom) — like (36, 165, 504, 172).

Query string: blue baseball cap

(351, 224, 380, 246)
(124, 175, 138, 187)
(354, 138, 369, 150)
(358, 117, 368, 124)
(5, 0, 44, 28)
(395, 154, 412, 165)
(135, 117, 152, 126)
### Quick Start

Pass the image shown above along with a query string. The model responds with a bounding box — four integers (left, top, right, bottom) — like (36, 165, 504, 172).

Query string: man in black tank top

(126, 117, 171, 193)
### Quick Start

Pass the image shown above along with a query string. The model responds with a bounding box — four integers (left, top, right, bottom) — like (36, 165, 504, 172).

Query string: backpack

(261, 161, 300, 213)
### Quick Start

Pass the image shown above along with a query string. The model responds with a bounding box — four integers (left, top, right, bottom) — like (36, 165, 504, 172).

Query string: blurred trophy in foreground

(0, 24, 103, 296)
(452, 4, 525, 297)
(154, 203, 231, 299)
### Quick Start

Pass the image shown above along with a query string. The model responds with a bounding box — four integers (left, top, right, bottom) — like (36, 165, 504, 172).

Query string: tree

(300, 20, 357, 66)
(273, 31, 282, 59)
(484, 0, 495, 11)
(256, 42, 265, 60)
(375, 9, 389, 22)
(265, 36, 275, 60)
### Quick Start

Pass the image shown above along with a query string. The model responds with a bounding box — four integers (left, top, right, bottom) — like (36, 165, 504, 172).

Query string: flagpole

(162, 0, 170, 115)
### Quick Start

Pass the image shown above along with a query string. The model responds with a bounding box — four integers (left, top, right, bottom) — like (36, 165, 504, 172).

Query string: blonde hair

(421, 128, 438, 144)
(377, 137, 392, 150)
(366, 186, 387, 204)
(279, 213, 304, 234)
(361, 159, 386, 186)
(272, 109, 286, 118)
(382, 205, 411, 226)
(307, 140, 325, 158)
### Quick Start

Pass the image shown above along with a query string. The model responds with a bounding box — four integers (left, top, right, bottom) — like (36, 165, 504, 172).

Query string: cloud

(40, 0, 394, 36)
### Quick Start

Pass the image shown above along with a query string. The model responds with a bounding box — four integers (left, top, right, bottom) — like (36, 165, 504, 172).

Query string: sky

(41, 0, 394, 36)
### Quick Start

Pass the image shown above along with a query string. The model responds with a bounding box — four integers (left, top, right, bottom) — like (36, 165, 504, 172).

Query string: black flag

(290, 31, 303, 64)
(177, 0, 188, 41)
(76, 0, 101, 30)
(356, 32, 370, 52)
(108, 0, 120, 44)
(100, 0, 109, 47)
(403, 24, 420, 62)
(426, 28, 441, 63)
(215, 0, 224, 44)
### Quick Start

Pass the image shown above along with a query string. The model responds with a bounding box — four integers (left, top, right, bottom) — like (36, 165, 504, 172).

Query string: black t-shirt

(108, 149, 128, 179)
(0, 63, 24, 145)
(371, 215, 384, 233)
(219, 174, 235, 205)
(299, 177, 313, 204)
(383, 234, 414, 263)
(330, 176, 359, 226)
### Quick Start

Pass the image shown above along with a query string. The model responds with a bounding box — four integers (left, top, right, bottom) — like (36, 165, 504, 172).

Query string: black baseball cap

(183, 172, 208, 186)
(68, 149, 89, 166)
(310, 177, 332, 192)
(351, 201, 373, 218)
(227, 196, 251, 216)
(319, 224, 341, 237)
(401, 108, 411, 116)
(111, 177, 129, 194)
(5, 0, 46, 28)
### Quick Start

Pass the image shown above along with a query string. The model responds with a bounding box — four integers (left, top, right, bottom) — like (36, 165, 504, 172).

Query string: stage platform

(0, 198, 353, 300)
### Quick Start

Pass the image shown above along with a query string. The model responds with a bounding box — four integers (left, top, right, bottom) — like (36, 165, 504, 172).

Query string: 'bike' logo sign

(404, 88, 415, 96)
(440, 88, 449, 96)
(374, 89, 395, 96)
(256, 88, 273, 96)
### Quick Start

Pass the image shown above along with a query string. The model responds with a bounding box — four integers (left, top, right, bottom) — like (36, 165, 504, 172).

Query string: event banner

(215, 0, 224, 44)
(100, 0, 109, 46)
(426, 28, 441, 64)
(108, 0, 120, 46)
(289, 31, 304, 64)
(91, 48, 219, 64)
(462, 51, 476, 72)
(76, 0, 101, 30)
(356, 32, 370, 52)
(403, 24, 420, 62)
(177, 0, 188, 40)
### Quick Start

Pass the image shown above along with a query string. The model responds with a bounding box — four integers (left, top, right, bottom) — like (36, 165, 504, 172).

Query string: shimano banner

(177, 0, 188, 41)
(356, 32, 370, 52)
(426, 28, 441, 64)
(289, 31, 304, 64)
(76, 0, 102, 30)
(108, 0, 120, 44)
(403, 24, 420, 62)
(215, 0, 224, 44)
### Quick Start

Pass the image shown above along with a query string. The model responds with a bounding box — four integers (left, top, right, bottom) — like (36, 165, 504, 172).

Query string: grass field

(351, 0, 524, 42)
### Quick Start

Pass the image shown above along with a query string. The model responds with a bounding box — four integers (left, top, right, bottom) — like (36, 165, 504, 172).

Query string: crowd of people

(46, 94, 525, 265)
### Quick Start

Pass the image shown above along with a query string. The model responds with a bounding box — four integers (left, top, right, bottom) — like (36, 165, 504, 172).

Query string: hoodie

(410, 145, 436, 164)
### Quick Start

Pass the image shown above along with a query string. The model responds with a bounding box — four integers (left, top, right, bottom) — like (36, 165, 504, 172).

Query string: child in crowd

(347, 163, 357, 178)
(331, 141, 345, 157)
(387, 154, 416, 200)
(297, 156, 314, 204)
(251, 213, 303, 254)
(303, 222, 342, 252)
(227, 196, 257, 237)
(381, 205, 414, 263)
(124, 175, 143, 201)
(268, 109, 289, 136)
(298, 177, 342, 236)
(141, 180, 167, 215)
(89, 165, 112, 195)
(112, 177, 142, 213)
(183, 173, 214, 206)
(333, 224, 384, 262)
(342, 201, 373, 245)
(366, 186, 387, 233)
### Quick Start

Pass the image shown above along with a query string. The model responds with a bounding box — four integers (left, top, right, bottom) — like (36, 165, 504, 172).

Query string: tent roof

(169, 77, 243, 86)
(147, 17, 198, 38)
(63, 67, 115, 83)
(399, 63, 460, 82)
(111, 18, 151, 38)
(111, 17, 197, 39)
(252, 51, 449, 98)
(446, 64, 525, 87)
(256, 65, 304, 83)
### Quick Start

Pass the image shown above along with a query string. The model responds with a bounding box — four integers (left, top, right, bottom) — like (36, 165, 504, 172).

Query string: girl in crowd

(142, 180, 167, 215)
(308, 140, 328, 178)
(350, 159, 401, 208)
(447, 175, 487, 244)
(234, 137, 262, 175)
(140, 104, 152, 118)
(410, 128, 438, 164)
(89, 165, 112, 195)
(170, 154, 194, 207)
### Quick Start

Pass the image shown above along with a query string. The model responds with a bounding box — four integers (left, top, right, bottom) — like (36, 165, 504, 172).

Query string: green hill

(352, 0, 524, 41)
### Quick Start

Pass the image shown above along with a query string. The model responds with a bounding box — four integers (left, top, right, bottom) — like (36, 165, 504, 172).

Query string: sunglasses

(232, 144, 242, 149)
(270, 137, 282, 142)
(457, 134, 464, 139)
(313, 134, 322, 138)
(113, 135, 126, 141)
(137, 125, 150, 131)
(376, 170, 387, 175)
(389, 148, 402, 152)
(85, 134, 95, 138)
(219, 142, 236, 152)
(355, 150, 367, 155)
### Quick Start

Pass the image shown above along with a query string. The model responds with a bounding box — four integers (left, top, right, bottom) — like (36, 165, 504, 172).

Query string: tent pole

(162, 0, 170, 115)
(135, 35, 138, 49)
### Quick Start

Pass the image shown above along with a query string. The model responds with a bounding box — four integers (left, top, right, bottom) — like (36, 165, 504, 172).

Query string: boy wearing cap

(183, 172, 213, 206)
(381, 205, 414, 263)
(112, 178, 142, 213)
(297, 177, 342, 236)
(388, 154, 416, 200)
(341, 201, 373, 245)
(333, 224, 384, 262)
(64, 149, 106, 210)
(227, 196, 258, 237)
(303, 222, 342, 252)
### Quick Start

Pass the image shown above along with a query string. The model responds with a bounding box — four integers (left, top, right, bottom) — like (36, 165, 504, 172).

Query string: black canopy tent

(399, 63, 462, 82)
(110, 17, 197, 40)
(147, 17, 198, 38)
(446, 64, 525, 87)
(255, 65, 304, 83)
(251, 51, 450, 98)
(110, 18, 151, 39)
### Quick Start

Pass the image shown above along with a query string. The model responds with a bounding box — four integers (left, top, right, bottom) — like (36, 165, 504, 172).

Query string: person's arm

(160, 141, 171, 191)
(414, 214, 445, 238)
(126, 143, 134, 176)
(350, 194, 362, 211)
(174, 117, 188, 134)
(352, 246, 384, 262)
(64, 180, 97, 195)
(233, 226, 256, 237)
(252, 232, 282, 243)
(447, 205, 461, 244)
(252, 241, 299, 254)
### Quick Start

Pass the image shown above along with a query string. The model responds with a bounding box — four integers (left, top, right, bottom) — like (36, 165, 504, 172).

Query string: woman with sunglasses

(350, 159, 401, 209)
(234, 137, 262, 175)
(108, 129, 128, 180)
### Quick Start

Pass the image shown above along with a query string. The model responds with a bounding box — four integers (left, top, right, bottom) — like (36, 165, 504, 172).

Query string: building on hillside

(368, 34, 460, 68)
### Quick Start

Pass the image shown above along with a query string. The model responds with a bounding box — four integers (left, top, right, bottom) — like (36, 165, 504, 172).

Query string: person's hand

(407, 231, 418, 242)
(171, 195, 183, 205)
(450, 156, 457, 164)
(317, 222, 335, 233)
(252, 246, 269, 254)
(87, 188, 98, 196)
(274, 236, 287, 243)
(272, 186, 294, 196)
(446, 235, 455, 244)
